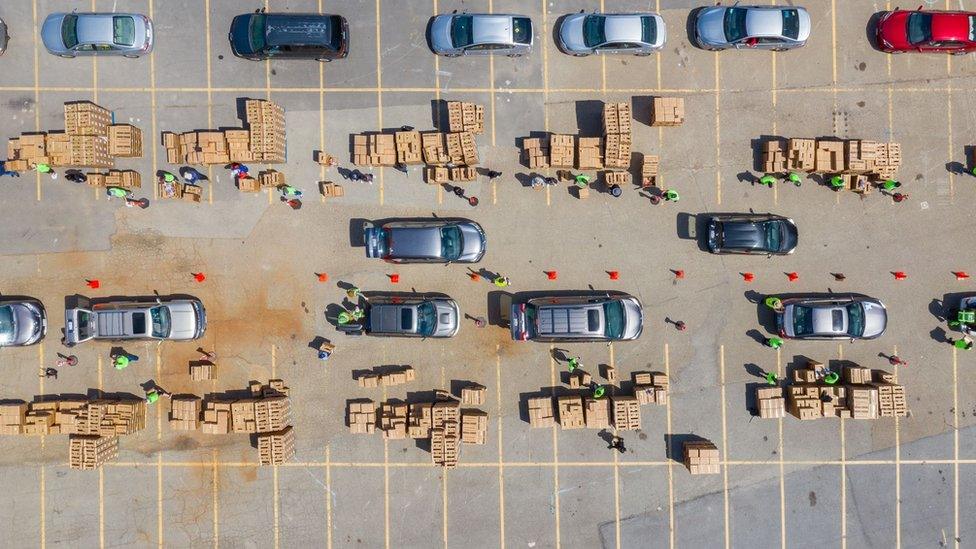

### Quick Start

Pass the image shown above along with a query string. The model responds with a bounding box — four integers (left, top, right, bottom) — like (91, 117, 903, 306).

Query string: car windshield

(970, 16, 976, 41)
(603, 301, 625, 339)
(907, 13, 933, 45)
(0, 306, 14, 344)
(150, 306, 171, 338)
(417, 302, 437, 336)
(512, 17, 532, 44)
(724, 7, 749, 42)
(440, 226, 463, 261)
(583, 15, 607, 47)
(793, 306, 814, 336)
(250, 14, 268, 51)
(846, 302, 865, 337)
(781, 9, 799, 40)
(641, 16, 657, 45)
(330, 16, 344, 49)
(113, 16, 135, 46)
(763, 222, 782, 251)
(62, 15, 79, 49)
(451, 16, 474, 47)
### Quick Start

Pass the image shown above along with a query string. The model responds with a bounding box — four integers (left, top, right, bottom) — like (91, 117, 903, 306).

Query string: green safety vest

(958, 310, 975, 324)
(114, 356, 129, 369)
(146, 391, 159, 404)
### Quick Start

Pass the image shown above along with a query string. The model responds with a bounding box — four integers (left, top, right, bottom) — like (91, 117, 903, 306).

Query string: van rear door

(63, 308, 96, 345)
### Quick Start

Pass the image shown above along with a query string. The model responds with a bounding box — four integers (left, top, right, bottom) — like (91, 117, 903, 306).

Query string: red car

(876, 9, 976, 53)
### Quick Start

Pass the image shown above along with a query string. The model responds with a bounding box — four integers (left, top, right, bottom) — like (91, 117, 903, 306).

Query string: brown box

(258, 169, 284, 189)
(257, 426, 296, 466)
(651, 97, 685, 127)
(577, 137, 604, 170)
(523, 136, 550, 169)
(64, 101, 112, 137)
(460, 410, 488, 444)
(549, 134, 575, 168)
(683, 440, 720, 475)
(237, 176, 260, 193)
(460, 384, 487, 406)
(422, 132, 449, 165)
(108, 124, 143, 157)
(787, 138, 816, 172)
(348, 401, 377, 434)
(611, 396, 641, 431)
(527, 396, 555, 428)
(395, 131, 423, 165)
(556, 395, 585, 430)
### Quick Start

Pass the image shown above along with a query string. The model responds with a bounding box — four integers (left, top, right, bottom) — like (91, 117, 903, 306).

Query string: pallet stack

(257, 426, 296, 466)
(108, 124, 143, 157)
(632, 372, 669, 406)
(761, 140, 787, 173)
(395, 131, 423, 165)
(190, 361, 215, 381)
(771, 361, 907, 421)
(611, 396, 641, 431)
(683, 440, 720, 475)
(68, 435, 119, 470)
(528, 396, 556, 428)
(446, 101, 485, 134)
(651, 97, 685, 127)
(85, 170, 141, 189)
(422, 132, 449, 165)
(556, 396, 586, 429)
(641, 155, 659, 187)
(755, 387, 786, 419)
(169, 397, 202, 431)
(583, 398, 610, 429)
(352, 133, 396, 166)
(408, 403, 433, 439)
(348, 400, 377, 434)
(246, 99, 286, 162)
(162, 99, 285, 165)
(603, 102, 632, 170)
(764, 137, 902, 181)
(523, 136, 550, 169)
(577, 137, 603, 170)
(460, 384, 487, 406)
(379, 402, 409, 440)
(460, 410, 488, 445)
(549, 134, 575, 168)
(815, 140, 845, 173)
(431, 400, 461, 467)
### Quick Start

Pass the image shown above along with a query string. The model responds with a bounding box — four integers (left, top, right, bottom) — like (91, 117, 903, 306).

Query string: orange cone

(389, 273, 400, 284)
(607, 271, 619, 280)
(954, 271, 970, 280)
(787, 272, 799, 282)
(316, 272, 329, 282)
(672, 269, 685, 280)
(85, 279, 100, 289)
(742, 272, 755, 283)
(469, 273, 481, 281)
(893, 271, 907, 280)
(192, 272, 206, 283)
(546, 271, 558, 280)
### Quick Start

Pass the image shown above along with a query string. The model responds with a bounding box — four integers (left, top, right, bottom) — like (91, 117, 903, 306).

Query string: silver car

(41, 12, 154, 58)
(340, 296, 460, 338)
(558, 12, 666, 56)
(510, 293, 643, 342)
(64, 297, 206, 345)
(776, 296, 887, 341)
(694, 5, 810, 51)
(429, 13, 533, 57)
(364, 219, 486, 264)
(0, 299, 47, 347)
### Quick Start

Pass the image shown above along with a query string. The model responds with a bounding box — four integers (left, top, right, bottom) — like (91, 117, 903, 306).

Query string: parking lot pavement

(1, 0, 976, 547)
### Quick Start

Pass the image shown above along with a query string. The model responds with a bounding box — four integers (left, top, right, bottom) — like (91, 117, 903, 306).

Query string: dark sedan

(776, 296, 887, 340)
(364, 219, 486, 264)
(706, 213, 797, 255)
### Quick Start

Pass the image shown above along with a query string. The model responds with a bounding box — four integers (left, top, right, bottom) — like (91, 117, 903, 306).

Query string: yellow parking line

(99, 468, 105, 548)
(273, 465, 280, 548)
(495, 348, 506, 549)
(40, 465, 46, 548)
(375, 0, 384, 207)
(212, 449, 219, 548)
(325, 447, 333, 549)
(953, 347, 959, 547)
(894, 343, 901, 549)
(664, 343, 674, 549)
(714, 54, 721, 205)
(549, 344, 561, 548)
(777, 348, 785, 549)
(271, 344, 277, 377)
(319, 0, 326, 204)
(149, 0, 158, 200)
(720, 345, 730, 549)
(831, 0, 838, 85)
(32, 0, 41, 201)
(205, 0, 213, 204)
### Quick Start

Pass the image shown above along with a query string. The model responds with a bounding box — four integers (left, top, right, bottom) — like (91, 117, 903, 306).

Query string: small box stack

(45, 133, 71, 166)
(460, 384, 487, 406)
(64, 101, 112, 136)
(787, 138, 816, 172)
(523, 137, 550, 169)
(422, 132, 449, 166)
(449, 166, 477, 182)
(425, 167, 450, 184)
(380, 403, 409, 439)
(843, 173, 872, 194)
(875, 382, 907, 417)
(255, 396, 290, 433)
(0, 403, 27, 435)
(762, 139, 787, 173)
(460, 410, 488, 444)
(528, 396, 555, 428)
(583, 398, 610, 429)
(450, 131, 479, 165)
(225, 129, 253, 163)
(755, 387, 786, 419)
(319, 181, 345, 198)
(557, 396, 585, 429)
(844, 366, 873, 385)
(395, 131, 423, 165)
(683, 440, 720, 475)
(201, 402, 231, 434)
(257, 426, 296, 466)
(246, 99, 286, 162)
(568, 371, 592, 389)
(190, 361, 215, 381)
(446, 101, 485, 134)
(611, 396, 641, 431)
(231, 399, 258, 433)
(169, 397, 202, 431)
(787, 386, 823, 420)
(631, 372, 668, 406)
(348, 401, 377, 434)
(354, 134, 396, 166)
(258, 169, 284, 189)
(69, 435, 119, 470)
(815, 140, 845, 173)
(549, 134, 575, 168)
(104, 170, 141, 189)
(641, 154, 659, 187)
(604, 171, 631, 187)
(108, 124, 143, 157)
(408, 403, 433, 439)
(651, 97, 685, 127)
(603, 102, 632, 170)
(357, 366, 416, 388)
(849, 387, 879, 419)
(874, 142, 902, 179)
(577, 137, 604, 170)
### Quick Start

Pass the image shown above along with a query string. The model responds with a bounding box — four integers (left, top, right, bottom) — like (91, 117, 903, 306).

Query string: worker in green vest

(113, 354, 130, 370)
(764, 296, 784, 312)
(881, 179, 900, 192)
(759, 174, 776, 187)
(764, 372, 778, 385)
(787, 172, 802, 186)
(765, 336, 784, 349)
(663, 189, 680, 202)
(823, 372, 840, 384)
(567, 356, 581, 372)
(829, 175, 844, 190)
(574, 174, 590, 188)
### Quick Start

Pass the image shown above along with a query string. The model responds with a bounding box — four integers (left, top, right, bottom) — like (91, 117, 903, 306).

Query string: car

(776, 296, 887, 341)
(0, 18, 8, 56)
(0, 299, 47, 347)
(510, 293, 643, 342)
(229, 13, 349, 61)
(950, 295, 976, 336)
(693, 5, 810, 51)
(63, 297, 206, 346)
(338, 295, 460, 338)
(429, 13, 533, 57)
(875, 8, 976, 54)
(364, 219, 486, 264)
(557, 12, 666, 56)
(41, 12, 153, 58)
(705, 213, 797, 255)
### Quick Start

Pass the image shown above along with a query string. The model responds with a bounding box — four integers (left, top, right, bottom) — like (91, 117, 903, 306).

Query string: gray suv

(64, 297, 206, 346)
(510, 293, 643, 342)
(338, 295, 460, 338)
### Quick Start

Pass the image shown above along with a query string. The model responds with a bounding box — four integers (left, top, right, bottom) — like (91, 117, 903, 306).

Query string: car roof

(471, 14, 517, 44)
(265, 14, 338, 46)
(810, 306, 846, 335)
(535, 303, 603, 337)
(931, 12, 973, 42)
(745, 8, 785, 38)
(602, 15, 647, 43)
(76, 14, 118, 45)
(389, 226, 441, 258)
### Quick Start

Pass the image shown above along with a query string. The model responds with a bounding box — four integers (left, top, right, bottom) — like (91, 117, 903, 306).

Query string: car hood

(431, 300, 460, 338)
(4, 303, 44, 345)
(230, 14, 256, 55)
(861, 301, 887, 338)
(167, 302, 199, 340)
(795, 9, 812, 42)
(0, 19, 8, 53)
(77, 15, 114, 45)
(41, 14, 69, 53)
(696, 8, 727, 44)
(558, 14, 587, 51)
(457, 223, 486, 262)
(389, 227, 441, 259)
(877, 11, 911, 49)
(430, 15, 455, 52)
(620, 298, 644, 340)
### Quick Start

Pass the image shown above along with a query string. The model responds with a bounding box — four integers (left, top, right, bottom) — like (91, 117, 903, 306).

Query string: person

(823, 371, 840, 384)
(362, 172, 375, 183)
(39, 367, 58, 379)
(284, 198, 302, 210)
(318, 342, 336, 361)
(765, 336, 784, 349)
(764, 296, 784, 312)
(279, 184, 303, 198)
(453, 186, 466, 198)
(399, 125, 415, 132)
(592, 384, 606, 398)
(337, 310, 354, 325)
(229, 162, 248, 178)
(892, 192, 908, 203)
(609, 436, 626, 453)
(674, 320, 687, 331)
(787, 172, 802, 186)
(34, 162, 57, 180)
(65, 170, 87, 184)
(759, 174, 776, 187)
(567, 356, 581, 372)
(574, 174, 590, 188)
(198, 349, 216, 362)
(952, 336, 974, 350)
(764, 372, 778, 385)
(350, 306, 365, 321)
(0, 161, 21, 177)
(881, 179, 901, 192)
(829, 175, 844, 191)
(349, 170, 363, 182)
(493, 276, 510, 288)
(160, 171, 177, 183)
(346, 287, 362, 301)
(486, 170, 502, 179)
(106, 186, 130, 200)
(145, 387, 171, 404)
(609, 184, 622, 197)
(663, 189, 680, 202)
(113, 353, 130, 370)
(180, 166, 204, 184)
(888, 355, 907, 366)
(56, 354, 78, 368)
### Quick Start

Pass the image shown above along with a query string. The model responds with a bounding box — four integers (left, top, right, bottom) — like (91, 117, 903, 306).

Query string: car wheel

(445, 53, 461, 58)
(59, 54, 75, 58)
(635, 52, 652, 57)
(317, 58, 333, 62)
(573, 53, 588, 57)
(507, 53, 522, 58)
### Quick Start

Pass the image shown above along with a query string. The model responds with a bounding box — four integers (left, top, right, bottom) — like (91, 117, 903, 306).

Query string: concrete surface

(0, 0, 975, 548)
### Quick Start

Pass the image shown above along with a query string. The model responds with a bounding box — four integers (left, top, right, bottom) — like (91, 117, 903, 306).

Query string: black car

(705, 213, 797, 255)
(229, 13, 348, 61)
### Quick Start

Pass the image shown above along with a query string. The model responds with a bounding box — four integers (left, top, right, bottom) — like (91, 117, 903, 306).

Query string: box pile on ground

(162, 99, 285, 165)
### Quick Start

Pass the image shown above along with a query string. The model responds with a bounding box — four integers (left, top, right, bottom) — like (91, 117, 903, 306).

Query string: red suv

(876, 8, 976, 53)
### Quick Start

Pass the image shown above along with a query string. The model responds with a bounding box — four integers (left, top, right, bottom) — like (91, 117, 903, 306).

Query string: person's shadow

(550, 348, 570, 363)
(746, 329, 768, 345)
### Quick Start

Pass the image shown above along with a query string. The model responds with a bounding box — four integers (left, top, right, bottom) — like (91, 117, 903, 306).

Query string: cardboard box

(108, 124, 143, 157)
(557, 396, 585, 429)
(460, 385, 486, 406)
(651, 97, 685, 127)
(421, 132, 449, 165)
(523, 136, 550, 169)
(64, 101, 112, 137)
(611, 396, 641, 431)
(549, 134, 575, 168)
(683, 440, 720, 475)
(527, 396, 555, 428)
(576, 137, 604, 170)
(460, 410, 488, 444)
(395, 131, 423, 165)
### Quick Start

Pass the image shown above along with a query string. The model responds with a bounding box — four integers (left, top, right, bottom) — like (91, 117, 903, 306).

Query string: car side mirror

(766, 253, 772, 259)
(850, 338, 855, 344)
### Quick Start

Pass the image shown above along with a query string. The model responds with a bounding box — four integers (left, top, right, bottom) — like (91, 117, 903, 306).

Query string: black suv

(229, 13, 349, 61)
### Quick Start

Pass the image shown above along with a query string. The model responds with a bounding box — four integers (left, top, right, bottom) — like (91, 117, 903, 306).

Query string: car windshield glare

(907, 12, 933, 45)
(0, 306, 14, 344)
(417, 303, 437, 336)
(62, 15, 79, 49)
(641, 16, 657, 45)
(113, 16, 135, 46)
(794, 306, 813, 336)
(724, 8, 749, 42)
(846, 303, 865, 337)
(440, 226, 462, 261)
(763, 222, 782, 251)
(512, 17, 532, 44)
(250, 15, 267, 51)
(781, 9, 799, 40)
(451, 15, 474, 47)
(150, 306, 171, 338)
(603, 301, 625, 339)
(583, 15, 606, 47)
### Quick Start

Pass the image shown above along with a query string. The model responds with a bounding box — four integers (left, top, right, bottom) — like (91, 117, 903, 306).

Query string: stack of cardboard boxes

(69, 435, 119, 470)
(85, 170, 141, 189)
(604, 171, 631, 188)
(258, 169, 284, 189)
(348, 400, 377, 434)
(422, 132, 449, 165)
(568, 371, 592, 389)
(577, 137, 604, 170)
(815, 140, 845, 173)
(651, 97, 685, 127)
(442, 131, 479, 166)
(756, 387, 786, 418)
(763, 137, 903, 183)
(449, 166, 477, 182)
(162, 99, 285, 165)
(632, 372, 669, 406)
(446, 101, 485, 134)
(190, 361, 215, 381)
(460, 384, 486, 406)
(169, 397, 202, 431)
(431, 400, 461, 467)
(352, 133, 396, 166)
(641, 155, 659, 187)
(5, 101, 144, 171)
(557, 396, 586, 429)
(787, 138, 816, 172)
(528, 396, 556, 428)
(761, 140, 787, 173)
(408, 403, 433, 439)
(611, 396, 641, 431)
(603, 103, 632, 170)
(257, 426, 296, 466)
(357, 366, 417, 388)
(549, 134, 575, 169)
(523, 137, 550, 169)
(683, 440, 720, 475)
(379, 402, 409, 440)
(460, 410, 488, 444)
(395, 131, 423, 165)
(584, 398, 611, 429)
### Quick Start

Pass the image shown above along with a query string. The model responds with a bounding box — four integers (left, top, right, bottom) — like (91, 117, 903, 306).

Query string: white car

(558, 12, 666, 56)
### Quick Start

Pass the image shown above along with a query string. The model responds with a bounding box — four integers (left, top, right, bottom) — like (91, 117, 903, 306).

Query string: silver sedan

(558, 12, 666, 56)
(429, 13, 533, 57)
(776, 296, 887, 341)
(694, 5, 810, 51)
(0, 299, 47, 347)
(41, 12, 153, 58)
